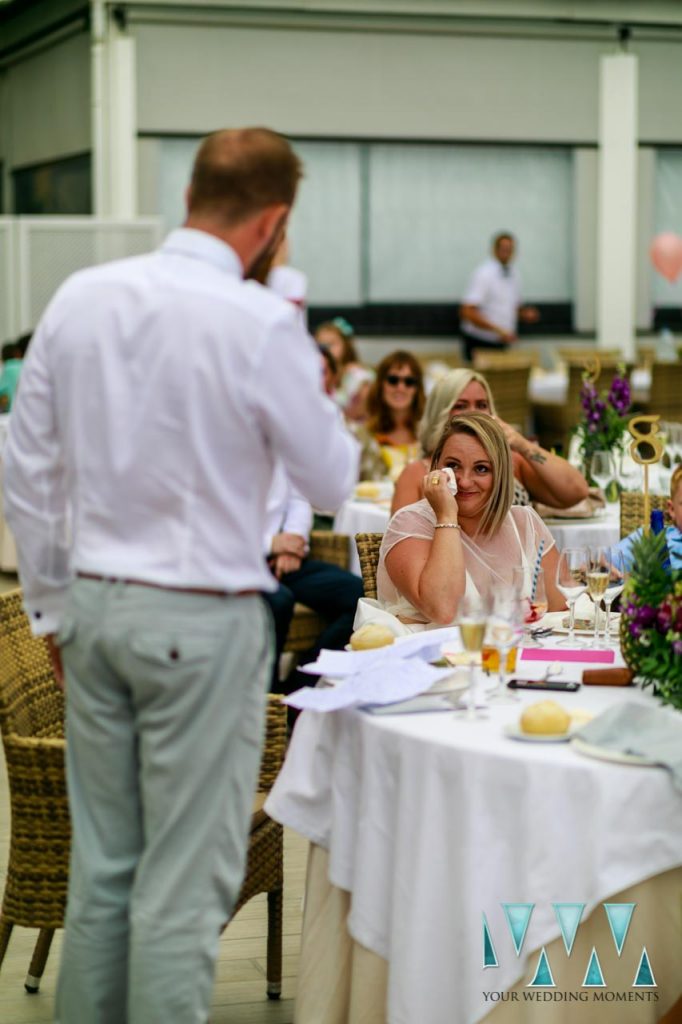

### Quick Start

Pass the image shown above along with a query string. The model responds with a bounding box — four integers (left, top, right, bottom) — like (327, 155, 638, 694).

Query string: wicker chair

(0, 588, 288, 999)
(355, 532, 384, 600)
(472, 358, 531, 433)
(646, 363, 682, 423)
(620, 492, 671, 538)
(0, 589, 67, 995)
(283, 531, 351, 653)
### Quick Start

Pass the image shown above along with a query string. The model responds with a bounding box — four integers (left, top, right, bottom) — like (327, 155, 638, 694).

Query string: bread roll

(350, 623, 396, 650)
(355, 482, 381, 500)
(520, 700, 571, 736)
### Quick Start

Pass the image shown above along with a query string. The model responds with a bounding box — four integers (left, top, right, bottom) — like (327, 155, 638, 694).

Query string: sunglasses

(385, 374, 419, 388)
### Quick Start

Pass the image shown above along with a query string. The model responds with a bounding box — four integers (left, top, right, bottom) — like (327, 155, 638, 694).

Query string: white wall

(132, 21, 682, 145)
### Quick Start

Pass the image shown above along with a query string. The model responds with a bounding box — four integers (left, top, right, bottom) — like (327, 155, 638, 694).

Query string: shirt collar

(160, 227, 244, 279)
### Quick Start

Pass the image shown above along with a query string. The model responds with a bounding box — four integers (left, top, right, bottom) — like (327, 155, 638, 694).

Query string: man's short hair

(493, 231, 515, 249)
(188, 128, 303, 226)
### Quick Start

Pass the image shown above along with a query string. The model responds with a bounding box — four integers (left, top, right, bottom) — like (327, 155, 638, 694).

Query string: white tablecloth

(266, 684, 682, 1024)
(529, 367, 651, 405)
(335, 500, 622, 576)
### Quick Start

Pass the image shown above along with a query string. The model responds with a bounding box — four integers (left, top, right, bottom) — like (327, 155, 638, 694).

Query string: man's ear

(257, 204, 289, 244)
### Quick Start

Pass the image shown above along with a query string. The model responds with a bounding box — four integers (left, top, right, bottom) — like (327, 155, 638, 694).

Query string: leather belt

(76, 572, 258, 598)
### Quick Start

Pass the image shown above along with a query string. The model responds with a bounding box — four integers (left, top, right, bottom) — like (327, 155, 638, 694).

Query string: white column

(90, 1, 137, 217)
(597, 53, 638, 360)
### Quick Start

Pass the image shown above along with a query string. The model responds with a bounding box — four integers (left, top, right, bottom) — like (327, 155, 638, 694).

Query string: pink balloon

(650, 232, 682, 283)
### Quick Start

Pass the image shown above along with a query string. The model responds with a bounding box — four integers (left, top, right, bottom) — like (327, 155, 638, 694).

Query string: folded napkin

(575, 702, 682, 791)
(534, 488, 605, 520)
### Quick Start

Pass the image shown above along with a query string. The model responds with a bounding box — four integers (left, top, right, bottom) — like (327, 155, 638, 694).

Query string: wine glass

(618, 452, 643, 493)
(555, 547, 588, 647)
(589, 451, 614, 508)
(586, 547, 610, 647)
(457, 592, 490, 720)
(601, 546, 627, 645)
(485, 590, 523, 704)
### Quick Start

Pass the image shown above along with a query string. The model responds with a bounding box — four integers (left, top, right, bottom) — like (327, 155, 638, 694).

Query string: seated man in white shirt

(459, 232, 539, 362)
(262, 463, 363, 692)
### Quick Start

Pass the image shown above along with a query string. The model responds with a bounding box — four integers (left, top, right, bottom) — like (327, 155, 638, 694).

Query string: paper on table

(297, 627, 461, 678)
(283, 660, 455, 712)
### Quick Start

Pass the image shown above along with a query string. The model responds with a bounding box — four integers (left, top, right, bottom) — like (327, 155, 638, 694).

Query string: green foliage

(621, 530, 682, 709)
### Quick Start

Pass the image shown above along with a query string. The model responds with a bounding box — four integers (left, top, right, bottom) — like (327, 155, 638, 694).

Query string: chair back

(355, 532, 384, 600)
(308, 530, 350, 570)
(649, 363, 682, 422)
(0, 589, 64, 740)
(257, 696, 288, 792)
(619, 492, 670, 538)
(474, 361, 531, 431)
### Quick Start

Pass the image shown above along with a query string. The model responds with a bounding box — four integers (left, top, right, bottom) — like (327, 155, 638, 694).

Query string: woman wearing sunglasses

(356, 350, 425, 481)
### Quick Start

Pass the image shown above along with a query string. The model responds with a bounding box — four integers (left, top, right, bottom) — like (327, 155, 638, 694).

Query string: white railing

(0, 217, 163, 340)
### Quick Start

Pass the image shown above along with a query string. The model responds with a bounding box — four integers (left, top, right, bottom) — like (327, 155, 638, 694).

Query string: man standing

(4, 128, 358, 1024)
(459, 232, 539, 362)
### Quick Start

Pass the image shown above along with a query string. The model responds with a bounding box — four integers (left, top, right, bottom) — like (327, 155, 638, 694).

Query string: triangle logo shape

(482, 914, 498, 968)
(552, 903, 585, 956)
(582, 947, 606, 987)
(633, 947, 657, 987)
(604, 902, 635, 956)
(502, 903, 534, 956)
(528, 947, 555, 988)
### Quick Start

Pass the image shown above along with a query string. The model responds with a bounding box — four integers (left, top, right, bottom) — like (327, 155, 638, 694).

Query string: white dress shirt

(4, 228, 358, 633)
(460, 257, 521, 341)
(263, 462, 313, 557)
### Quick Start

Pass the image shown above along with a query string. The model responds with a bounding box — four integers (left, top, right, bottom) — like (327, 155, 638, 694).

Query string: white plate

(571, 737, 659, 767)
(504, 723, 575, 743)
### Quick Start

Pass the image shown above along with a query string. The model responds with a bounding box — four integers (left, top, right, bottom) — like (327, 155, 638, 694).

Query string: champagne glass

(589, 451, 614, 508)
(587, 547, 610, 647)
(457, 592, 490, 720)
(555, 547, 588, 647)
(601, 546, 627, 644)
(485, 590, 523, 704)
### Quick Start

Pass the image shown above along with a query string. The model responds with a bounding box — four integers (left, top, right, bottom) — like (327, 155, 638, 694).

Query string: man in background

(459, 232, 538, 362)
(4, 127, 357, 1024)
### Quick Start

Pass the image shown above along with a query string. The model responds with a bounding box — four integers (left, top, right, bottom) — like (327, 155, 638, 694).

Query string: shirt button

(169, 649, 179, 661)
(34, 611, 42, 619)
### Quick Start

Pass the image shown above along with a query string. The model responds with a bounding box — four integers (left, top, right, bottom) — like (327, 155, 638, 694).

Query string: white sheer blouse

(377, 501, 555, 626)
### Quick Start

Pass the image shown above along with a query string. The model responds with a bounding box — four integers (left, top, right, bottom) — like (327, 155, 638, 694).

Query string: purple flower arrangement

(620, 531, 682, 708)
(576, 368, 631, 478)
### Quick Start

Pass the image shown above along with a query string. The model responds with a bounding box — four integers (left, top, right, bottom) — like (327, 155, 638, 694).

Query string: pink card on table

(520, 648, 615, 665)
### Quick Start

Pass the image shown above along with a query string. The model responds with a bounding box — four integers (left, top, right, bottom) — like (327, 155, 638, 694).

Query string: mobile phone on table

(507, 679, 581, 692)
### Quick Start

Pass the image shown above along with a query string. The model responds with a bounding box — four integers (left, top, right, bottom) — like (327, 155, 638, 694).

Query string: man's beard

(245, 213, 288, 283)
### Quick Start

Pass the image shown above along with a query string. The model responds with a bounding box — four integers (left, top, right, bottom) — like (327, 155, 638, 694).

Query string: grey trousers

(54, 578, 272, 1024)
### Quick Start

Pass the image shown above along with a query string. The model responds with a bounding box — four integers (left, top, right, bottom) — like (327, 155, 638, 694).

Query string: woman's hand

(423, 470, 458, 523)
(493, 416, 527, 454)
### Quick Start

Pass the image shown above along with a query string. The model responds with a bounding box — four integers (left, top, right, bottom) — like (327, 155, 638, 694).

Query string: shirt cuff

(22, 589, 67, 636)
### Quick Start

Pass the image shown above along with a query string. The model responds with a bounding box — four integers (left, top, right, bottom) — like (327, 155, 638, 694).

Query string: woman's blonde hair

(429, 412, 513, 536)
(418, 369, 496, 457)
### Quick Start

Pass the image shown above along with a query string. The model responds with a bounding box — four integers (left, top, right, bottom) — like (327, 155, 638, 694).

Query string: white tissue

(442, 467, 458, 494)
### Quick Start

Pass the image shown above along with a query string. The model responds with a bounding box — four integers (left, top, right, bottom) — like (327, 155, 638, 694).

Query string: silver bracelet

(434, 522, 460, 530)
